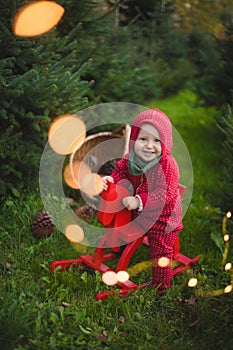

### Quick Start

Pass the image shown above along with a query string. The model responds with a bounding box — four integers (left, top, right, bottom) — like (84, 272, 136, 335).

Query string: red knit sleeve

(110, 157, 131, 185)
(136, 155, 180, 224)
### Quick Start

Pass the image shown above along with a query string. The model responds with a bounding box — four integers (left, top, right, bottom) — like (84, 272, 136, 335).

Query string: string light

(192, 211, 232, 297)
(188, 278, 198, 288)
(222, 211, 231, 234)
(158, 257, 170, 267)
(224, 285, 233, 294)
(102, 270, 130, 286)
(116, 271, 129, 283)
(223, 234, 230, 242)
(196, 289, 224, 297)
(225, 262, 232, 271)
(102, 271, 118, 286)
(127, 260, 152, 277)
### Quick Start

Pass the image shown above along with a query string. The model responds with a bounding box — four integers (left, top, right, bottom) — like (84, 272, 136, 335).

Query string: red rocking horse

(50, 182, 199, 300)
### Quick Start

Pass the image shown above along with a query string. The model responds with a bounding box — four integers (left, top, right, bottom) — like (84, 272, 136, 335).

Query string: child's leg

(147, 230, 179, 292)
(151, 259, 172, 291)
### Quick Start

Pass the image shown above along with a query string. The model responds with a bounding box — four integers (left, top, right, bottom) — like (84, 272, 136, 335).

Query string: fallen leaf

(184, 297, 198, 305)
(118, 316, 125, 323)
(102, 330, 108, 337)
(94, 331, 108, 340)
(62, 302, 73, 307)
(189, 316, 202, 327)
(6, 262, 13, 270)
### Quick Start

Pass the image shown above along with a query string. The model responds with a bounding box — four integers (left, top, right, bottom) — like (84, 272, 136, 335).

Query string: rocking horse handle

(97, 182, 131, 226)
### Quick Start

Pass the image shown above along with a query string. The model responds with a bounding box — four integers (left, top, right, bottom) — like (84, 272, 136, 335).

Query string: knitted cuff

(152, 266, 172, 290)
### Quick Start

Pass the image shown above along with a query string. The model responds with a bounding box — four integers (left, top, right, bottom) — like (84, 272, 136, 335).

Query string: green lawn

(1, 90, 233, 350)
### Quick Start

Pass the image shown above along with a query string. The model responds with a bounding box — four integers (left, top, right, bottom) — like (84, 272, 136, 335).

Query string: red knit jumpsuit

(110, 109, 183, 292)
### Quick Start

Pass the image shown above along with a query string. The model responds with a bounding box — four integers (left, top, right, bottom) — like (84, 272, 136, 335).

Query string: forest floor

(1, 90, 233, 350)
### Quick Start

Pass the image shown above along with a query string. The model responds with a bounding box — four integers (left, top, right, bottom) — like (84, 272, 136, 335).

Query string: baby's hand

(122, 196, 139, 211)
(101, 176, 114, 191)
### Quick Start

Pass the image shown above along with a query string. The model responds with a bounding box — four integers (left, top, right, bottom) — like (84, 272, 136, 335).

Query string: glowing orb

(79, 173, 103, 196)
(226, 211, 232, 219)
(224, 234, 230, 242)
(102, 271, 117, 286)
(188, 278, 198, 288)
(224, 285, 233, 294)
(63, 161, 91, 189)
(225, 262, 232, 271)
(12, 1, 64, 37)
(158, 257, 170, 268)
(116, 271, 129, 283)
(48, 114, 86, 155)
(65, 224, 84, 243)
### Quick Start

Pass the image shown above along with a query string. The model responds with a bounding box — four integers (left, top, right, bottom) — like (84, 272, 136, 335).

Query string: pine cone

(31, 211, 55, 238)
(75, 205, 96, 221)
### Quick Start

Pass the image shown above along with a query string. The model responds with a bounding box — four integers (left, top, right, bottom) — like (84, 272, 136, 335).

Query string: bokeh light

(224, 234, 230, 242)
(225, 262, 232, 271)
(188, 278, 198, 288)
(224, 285, 233, 294)
(79, 173, 103, 196)
(48, 114, 86, 155)
(65, 224, 84, 243)
(158, 257, 170, 267)
(116, 271, 129, 283)
(63, 161, 91, 189)
(12, 1, 64, 37)
(102, 271, 118, 286)
(226, 211, 232, 219)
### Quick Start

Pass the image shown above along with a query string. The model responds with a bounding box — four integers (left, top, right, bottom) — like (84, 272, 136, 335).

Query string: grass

(1, 90, 233, 350)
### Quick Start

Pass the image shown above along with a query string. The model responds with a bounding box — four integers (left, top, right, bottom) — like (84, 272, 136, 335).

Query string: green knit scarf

(128, 150, 161, 175)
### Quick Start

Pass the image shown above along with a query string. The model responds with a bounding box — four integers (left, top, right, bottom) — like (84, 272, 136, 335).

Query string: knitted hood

(129, 109, 173, 156)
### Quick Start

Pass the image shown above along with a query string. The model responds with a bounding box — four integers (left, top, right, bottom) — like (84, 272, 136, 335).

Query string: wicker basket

(70, 124, 131, 174)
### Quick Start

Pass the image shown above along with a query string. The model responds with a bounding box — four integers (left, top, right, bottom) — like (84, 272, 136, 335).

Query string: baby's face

(134, 123, 162, 162)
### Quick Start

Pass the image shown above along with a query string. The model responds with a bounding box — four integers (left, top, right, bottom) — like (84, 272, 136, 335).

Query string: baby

(101, 109, 183, 293)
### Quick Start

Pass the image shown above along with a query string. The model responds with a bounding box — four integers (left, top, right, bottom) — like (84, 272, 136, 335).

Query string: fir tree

(219, 103, 233, 211)
(0, 0, 95, 198)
